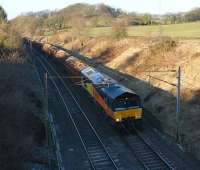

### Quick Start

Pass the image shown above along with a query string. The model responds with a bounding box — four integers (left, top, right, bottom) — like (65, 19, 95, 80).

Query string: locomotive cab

(112, 92, 141, 111)
(101, 84, 143, 123)
(112, 92, 142, 122)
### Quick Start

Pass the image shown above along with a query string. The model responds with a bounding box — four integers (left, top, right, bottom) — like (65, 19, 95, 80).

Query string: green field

(89, 22, 200, 38)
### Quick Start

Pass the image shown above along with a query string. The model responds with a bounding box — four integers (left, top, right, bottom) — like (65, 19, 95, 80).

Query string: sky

(1, 0, 200, 20)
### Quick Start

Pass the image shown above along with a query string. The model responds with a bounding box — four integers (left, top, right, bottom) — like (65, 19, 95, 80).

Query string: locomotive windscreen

(112, 93, 141, 111)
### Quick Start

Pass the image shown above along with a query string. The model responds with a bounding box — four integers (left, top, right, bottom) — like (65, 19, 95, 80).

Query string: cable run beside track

(31, 47, 122, 170)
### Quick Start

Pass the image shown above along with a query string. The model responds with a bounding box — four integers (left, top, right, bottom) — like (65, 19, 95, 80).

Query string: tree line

(1, 4, 200, 38)
(163, 8, 200, 24)
(0, 6, 21, 48)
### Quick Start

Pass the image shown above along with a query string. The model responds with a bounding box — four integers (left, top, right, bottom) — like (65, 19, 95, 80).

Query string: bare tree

(0, 6, 7, 23)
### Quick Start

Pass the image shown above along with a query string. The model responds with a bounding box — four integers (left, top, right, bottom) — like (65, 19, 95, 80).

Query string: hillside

(58, 3, 121, 18)
(11, 3, 123, 36)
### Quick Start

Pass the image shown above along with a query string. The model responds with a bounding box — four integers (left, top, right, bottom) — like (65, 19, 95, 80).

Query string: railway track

(28, 44, 181, 170)
(49, 44, 177, 170)
(30, 46, 123, 170)
(121, 125, 175, 170)
(55, 44, 177, 170)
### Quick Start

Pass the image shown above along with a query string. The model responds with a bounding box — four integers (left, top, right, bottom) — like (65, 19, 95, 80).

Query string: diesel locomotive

(64, 56, 143, 126)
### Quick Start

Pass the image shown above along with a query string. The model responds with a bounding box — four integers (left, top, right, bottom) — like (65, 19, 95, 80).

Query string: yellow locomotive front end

(111, 91, 143, 126)
(114, 107, 142, 122)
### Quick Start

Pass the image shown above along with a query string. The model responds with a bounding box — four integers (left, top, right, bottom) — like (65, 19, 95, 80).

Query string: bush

(0, 24, 22, 49)
(111, 21, 128, 39)
(150, 37, 177, 56)
(0, 6, 7, 23)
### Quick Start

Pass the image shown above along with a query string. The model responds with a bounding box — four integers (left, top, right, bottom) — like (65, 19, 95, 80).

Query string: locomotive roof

(81, 67, 137, 99)
(81, 67, 116, 85)
(101, 84, 137, 100)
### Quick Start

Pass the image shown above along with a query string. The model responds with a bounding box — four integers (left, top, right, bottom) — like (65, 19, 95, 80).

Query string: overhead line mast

(138, 66, 181, 143)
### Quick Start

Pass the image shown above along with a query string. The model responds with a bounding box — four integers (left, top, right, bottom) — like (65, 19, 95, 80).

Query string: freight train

(26, 39, 143, 127)
(64, 56, 143, 127)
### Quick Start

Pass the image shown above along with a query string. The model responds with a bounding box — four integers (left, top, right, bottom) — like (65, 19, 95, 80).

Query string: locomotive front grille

(114, 108, 142, 122)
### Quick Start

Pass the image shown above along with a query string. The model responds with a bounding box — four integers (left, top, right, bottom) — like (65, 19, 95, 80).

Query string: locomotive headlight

(116, 118, 120, 122)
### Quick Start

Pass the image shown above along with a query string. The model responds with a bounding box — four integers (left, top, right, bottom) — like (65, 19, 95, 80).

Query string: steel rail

(32, 47, 119, 170)
(123, 124, 175, 170)
(134, 127, 175, 170)
(121, 124, 150, 170)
